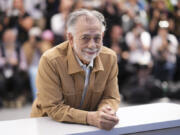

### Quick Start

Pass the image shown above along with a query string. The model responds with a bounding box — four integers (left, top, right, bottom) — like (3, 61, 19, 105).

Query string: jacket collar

(67, 42, 104, 75)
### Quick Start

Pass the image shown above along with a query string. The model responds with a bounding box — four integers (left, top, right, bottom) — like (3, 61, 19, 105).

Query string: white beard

(73, 43, 101, 62)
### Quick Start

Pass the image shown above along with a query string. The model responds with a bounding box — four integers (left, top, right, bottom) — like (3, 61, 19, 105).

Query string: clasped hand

(87, 105, 119, 130)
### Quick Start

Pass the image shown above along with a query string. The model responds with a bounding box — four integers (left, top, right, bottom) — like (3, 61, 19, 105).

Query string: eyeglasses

(79, 34, 102, 45)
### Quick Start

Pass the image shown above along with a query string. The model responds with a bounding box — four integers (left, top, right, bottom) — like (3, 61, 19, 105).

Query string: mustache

(83, 48, 99, 52)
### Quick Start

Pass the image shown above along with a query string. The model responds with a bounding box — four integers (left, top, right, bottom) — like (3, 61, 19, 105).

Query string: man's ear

(67, 33, 74, 46)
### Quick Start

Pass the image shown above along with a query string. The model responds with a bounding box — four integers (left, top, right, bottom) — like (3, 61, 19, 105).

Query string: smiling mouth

(86, 51, 96, 55)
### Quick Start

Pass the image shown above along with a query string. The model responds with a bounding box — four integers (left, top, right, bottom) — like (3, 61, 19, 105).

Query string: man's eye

(82, 37, 90, 41)
(94, 37, 101, 43)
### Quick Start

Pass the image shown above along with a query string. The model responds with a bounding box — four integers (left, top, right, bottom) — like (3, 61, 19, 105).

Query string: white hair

(66, 9, 106, 34)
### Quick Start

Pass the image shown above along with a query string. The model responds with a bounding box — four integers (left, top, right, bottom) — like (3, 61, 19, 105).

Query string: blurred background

(0, 0, 180, 121)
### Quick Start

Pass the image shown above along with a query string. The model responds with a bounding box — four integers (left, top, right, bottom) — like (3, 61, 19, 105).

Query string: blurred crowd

(0, 0, 179, 108)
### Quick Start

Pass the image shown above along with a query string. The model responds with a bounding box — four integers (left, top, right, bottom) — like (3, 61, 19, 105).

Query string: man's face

(68, 16, 104, 64)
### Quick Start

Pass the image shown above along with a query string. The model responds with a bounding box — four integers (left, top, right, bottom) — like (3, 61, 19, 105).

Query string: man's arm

(87, 54, 120, 130)
(97, 54, 120, 111)
(33, 55, 88, 124)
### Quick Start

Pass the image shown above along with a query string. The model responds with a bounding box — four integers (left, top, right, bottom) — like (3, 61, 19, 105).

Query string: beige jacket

(31, 41, 120, 124)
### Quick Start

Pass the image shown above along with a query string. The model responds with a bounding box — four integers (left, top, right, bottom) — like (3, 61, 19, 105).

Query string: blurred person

(163, 44, 180, 100)
(108, 25, 128, 59)
(101, 0, 121, 47)
(105, 25, 130, 91)
(174, 43, 180, 81)
(120, 0, 148, 33)
(0, 0, 13, 13)
(0, 0, 13, 38)
(0, 29, 29, 108)
(101, 0, 120, 25)
(24, 0, 46, 29)
(173, 0, 180, 38)
(5, 0, 34, 44)
(122, 21, 156, 102)
(125, 21, 152, 66)
(0, 11, 7, 39)
(44, 0, 59, 29)
(22, 27, 52, 100)
(31, 9, 120, 130)
(148, 0, 174, 36)
(151, 22, 178, 81)
(50, 0, 74, 45)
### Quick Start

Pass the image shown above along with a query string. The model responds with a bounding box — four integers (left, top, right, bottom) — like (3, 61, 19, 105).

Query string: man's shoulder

(98, 46, 117, 66)
(42, 41, 69, 61)
(100, 46, 117, 58)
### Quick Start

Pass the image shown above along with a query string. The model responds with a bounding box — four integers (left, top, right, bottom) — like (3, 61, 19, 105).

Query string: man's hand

(87, 106, 119, 130)
(100, 105, 116, 116)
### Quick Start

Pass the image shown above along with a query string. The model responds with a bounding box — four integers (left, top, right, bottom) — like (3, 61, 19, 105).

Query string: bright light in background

(158, 20, 169, 28)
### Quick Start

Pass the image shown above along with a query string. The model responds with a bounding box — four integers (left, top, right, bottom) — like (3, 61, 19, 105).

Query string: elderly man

(31, 9, 120, 130)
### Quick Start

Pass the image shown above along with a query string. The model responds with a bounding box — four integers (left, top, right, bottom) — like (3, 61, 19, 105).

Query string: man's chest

(58, 71, 108, 109)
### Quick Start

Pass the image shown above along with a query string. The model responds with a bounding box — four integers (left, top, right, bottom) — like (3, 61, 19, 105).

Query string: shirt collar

(75, 54, 94, 69)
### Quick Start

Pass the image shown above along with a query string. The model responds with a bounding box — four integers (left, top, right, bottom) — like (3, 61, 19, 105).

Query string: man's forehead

(81, 31, 102, 37)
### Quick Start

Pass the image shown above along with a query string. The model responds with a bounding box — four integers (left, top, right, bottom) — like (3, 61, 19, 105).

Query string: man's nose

(88, 39, 96, 49)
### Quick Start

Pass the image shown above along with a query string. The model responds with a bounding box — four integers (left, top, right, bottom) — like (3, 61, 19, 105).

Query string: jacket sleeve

(33, 55, 88, 124)
(97, 54, 120, 111)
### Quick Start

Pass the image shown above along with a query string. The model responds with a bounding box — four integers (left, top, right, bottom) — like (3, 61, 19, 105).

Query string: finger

(101, 118, 116, 126)
(106, 105, 112, 111)
(101, 105, 110, 109)
(102, 108, 116, 116)
(101, 112, 119, 123)
(99, 119, 117, 130)
(105, 106, 117, 116)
